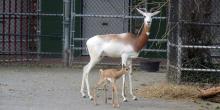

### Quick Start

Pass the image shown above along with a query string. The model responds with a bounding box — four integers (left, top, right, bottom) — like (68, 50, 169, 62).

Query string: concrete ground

(0, 66, 219, 110)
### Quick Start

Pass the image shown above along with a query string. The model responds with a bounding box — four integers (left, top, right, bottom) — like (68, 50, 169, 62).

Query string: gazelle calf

(93, 66, 129, 108)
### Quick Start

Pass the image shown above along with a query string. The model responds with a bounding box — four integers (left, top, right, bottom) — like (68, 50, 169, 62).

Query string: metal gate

(0, 0, 39, 61)
(0, 0, 64, 63)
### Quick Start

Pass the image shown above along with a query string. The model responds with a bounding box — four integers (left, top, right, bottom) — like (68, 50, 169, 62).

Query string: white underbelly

(102, 42, 138, 58)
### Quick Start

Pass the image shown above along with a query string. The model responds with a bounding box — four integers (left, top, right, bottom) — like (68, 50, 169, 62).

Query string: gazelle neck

(134, 24, 150, 52)
(115, 69, 127, 79)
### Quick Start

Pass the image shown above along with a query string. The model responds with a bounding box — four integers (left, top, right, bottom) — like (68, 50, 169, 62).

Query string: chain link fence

(0, 0, 167, 66)
(167, 0, 220, 83)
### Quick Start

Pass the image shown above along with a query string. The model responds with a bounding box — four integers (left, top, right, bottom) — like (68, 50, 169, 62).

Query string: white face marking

(136, 8, 160, 27)
(144, 15, 153, 26)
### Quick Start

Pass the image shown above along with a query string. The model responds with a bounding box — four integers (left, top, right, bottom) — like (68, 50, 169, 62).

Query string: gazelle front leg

(93, 79, 106, 105)
(127, 60, 137, 100)
(112, 81, 119, 108)
(114, 82, 120, 108)
(121, 54, 128, 102)
(104, 84, 107, 104)
(81, 64, 88, 98)
(122, 75, 127, 102)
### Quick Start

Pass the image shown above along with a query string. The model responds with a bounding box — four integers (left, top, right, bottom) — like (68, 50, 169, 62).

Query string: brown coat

(98, 24, 150, 52)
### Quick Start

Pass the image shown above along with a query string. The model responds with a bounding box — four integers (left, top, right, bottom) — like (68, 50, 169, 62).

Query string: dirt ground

(0, 66, 219, 110)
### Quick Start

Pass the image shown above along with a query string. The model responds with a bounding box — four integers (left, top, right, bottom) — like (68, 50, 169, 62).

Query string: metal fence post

(167, 0, 171, 80)
(63, 0, 71, 66)
(69, 0, 75, 65)
(37, 0, 42, 60)
(177, 0, 182, 84)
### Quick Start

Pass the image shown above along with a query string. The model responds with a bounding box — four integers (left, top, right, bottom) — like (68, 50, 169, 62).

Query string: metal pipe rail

(180, 20, 220, 26)
(72, 47, 167, 52)
(0, 12, 63, 17)
(169, 21, 220, 26)
(0, 59, 38, 62)
(181, 45, 220, 49)
(181, 68, 220, 72)
(73, 14, 166, 19)
(149, 39, 167, 42)
(168, 64, 220, 72)
(142, 49, 167, 52)
(71, 61, 139, 66)
(0, 33, 62, 38)
(71, 38, 167, 42)
(169, 43, 220, 49)
(0, 51, 62, 55)
(0, 39, 38, 42)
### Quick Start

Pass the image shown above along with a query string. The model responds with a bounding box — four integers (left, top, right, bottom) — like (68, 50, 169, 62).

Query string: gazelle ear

(151, 11, 160, 16)
(136, 8, 147, 16)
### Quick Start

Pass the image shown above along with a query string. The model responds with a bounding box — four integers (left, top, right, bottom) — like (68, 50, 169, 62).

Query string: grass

(136, 83, 201, 100)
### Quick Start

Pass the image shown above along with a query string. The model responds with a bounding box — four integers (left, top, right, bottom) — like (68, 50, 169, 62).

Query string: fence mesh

(167, 0, 220, 83)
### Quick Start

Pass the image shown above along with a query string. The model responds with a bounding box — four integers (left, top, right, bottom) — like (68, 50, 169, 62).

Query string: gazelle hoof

(81, 92, 86, 98)
(133, 96, 137, 100)
(82, 95, 86, 98)
(123, 98, 128, 102)
(89, 96, 93, 100)
(94, 103, 98, 106)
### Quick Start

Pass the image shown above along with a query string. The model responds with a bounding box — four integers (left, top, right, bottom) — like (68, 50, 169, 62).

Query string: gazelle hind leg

(127, 60, 137, 100)
(80, 64, 88, 98)
(121, 54, 128, 102)
(104, 84, 107, 104)
(85, 58, 101, 100)
(128, 73, 137, 100)
(112, 83, 116, 107)
(113, 82, 120, 108)
(81, 55, 102, 99)
(80, 43, 103, 99)
(122, 75, 127, 102)
(93, 79, 106, 105)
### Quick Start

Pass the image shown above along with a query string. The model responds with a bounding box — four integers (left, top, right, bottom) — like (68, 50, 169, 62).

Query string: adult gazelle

(80, 8, 160, 101)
